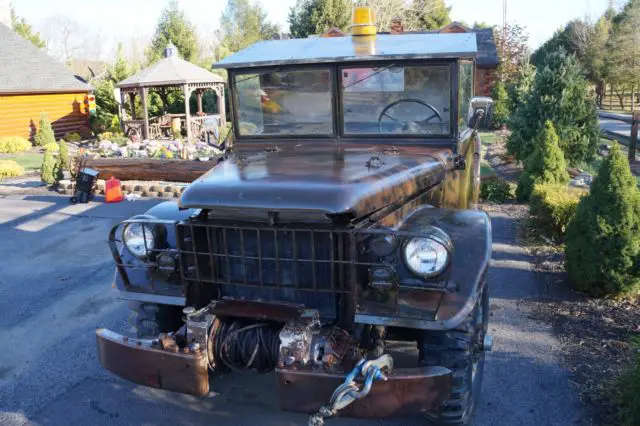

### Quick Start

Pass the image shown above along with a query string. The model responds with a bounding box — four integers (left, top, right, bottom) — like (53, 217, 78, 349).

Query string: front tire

(419, 286, 489, 425)
(128, 302, 183, 339)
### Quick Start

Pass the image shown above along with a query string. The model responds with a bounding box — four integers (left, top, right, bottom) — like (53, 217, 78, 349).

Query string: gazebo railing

(123, 120, 145, 138)
(189, 115, 223, 140)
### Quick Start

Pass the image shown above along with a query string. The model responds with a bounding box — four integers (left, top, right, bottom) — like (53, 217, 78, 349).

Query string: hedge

(529, 183, 586, 242)
(0, 136, 31, 154)
(480, 178, 514, 203)
(0, 160, 25, 179)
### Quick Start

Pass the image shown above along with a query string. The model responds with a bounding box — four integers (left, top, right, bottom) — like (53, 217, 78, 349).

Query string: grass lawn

(478, 131, 503, 146)
(481, 163, 494, 177)
(2, 153, 43, 171)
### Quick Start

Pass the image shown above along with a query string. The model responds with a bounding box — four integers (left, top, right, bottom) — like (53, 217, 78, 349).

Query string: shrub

(0, 136, 31, 153)
(480, 178, 514, 202)
(43, 141, 59, 152)
(112, 135, 130, 147)
(98, 132, 114, 141)
(529, 183, 586, 241)
(491, 81, 510, 129)
(0, 160, 25, 179)
(40, 150, 58, 184)
(63, 132, 82, 142)
(616, 356, 640, 426)
(108, 115, 121, 133)
(507, 49, 599, 165)
(565, 145, 640, 296)
(34, 113, 56, 147)
(516, 121, 570, 201)
(58, 139, 69, 171)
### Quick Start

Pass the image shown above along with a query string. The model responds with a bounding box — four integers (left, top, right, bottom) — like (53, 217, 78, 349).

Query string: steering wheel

(377, 98, 443, 133)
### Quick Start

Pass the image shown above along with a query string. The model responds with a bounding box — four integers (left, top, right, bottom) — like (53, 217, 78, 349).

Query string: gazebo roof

(117, 44, 223, 89)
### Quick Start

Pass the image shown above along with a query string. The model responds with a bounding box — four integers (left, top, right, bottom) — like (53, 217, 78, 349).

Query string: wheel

(70, 196, 78, 204)
(419, 285, 489, 425)
(128, 302, 183, 339)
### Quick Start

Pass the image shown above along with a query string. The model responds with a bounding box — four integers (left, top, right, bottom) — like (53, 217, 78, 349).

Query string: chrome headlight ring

(402, 227, 453, 278)
(122, 217, 166, 259)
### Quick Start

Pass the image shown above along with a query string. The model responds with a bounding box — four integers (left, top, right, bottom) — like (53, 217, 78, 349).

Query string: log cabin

(0, 23, 92, 140)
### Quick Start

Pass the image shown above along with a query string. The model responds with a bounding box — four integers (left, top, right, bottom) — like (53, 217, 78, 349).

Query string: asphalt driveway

(0, 195, 586, 425)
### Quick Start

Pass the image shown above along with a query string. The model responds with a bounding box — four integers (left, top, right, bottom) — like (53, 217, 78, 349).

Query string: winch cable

(213, 319, 282, 373)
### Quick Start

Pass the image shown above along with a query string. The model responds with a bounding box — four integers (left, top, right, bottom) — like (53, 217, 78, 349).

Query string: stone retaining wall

(57, 179, 188, 199)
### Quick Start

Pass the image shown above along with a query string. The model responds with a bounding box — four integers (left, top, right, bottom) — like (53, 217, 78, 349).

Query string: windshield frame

(230, 64, 338, 140)
(229, 59, 460, 143)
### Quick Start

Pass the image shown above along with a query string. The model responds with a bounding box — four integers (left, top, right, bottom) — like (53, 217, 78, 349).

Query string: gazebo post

(129, 92, 137, 120)
(141, 88, 150, 140)
(196, 89, 204, 115)
(217, 83, 226, 125)
(183, 84, 192, 142)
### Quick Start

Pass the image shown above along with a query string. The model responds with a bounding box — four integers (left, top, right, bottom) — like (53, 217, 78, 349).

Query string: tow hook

(308, 354, 394, 426)
(482, 335, 493, 352)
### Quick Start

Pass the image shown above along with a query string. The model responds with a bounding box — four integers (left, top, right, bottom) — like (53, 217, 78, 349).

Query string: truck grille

(177, 221, 356, 319)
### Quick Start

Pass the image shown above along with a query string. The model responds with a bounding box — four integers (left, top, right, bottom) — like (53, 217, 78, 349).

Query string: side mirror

(468, 97, 494, 130)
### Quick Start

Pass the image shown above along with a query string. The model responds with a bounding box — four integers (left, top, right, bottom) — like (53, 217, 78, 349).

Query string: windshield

(342, 65, 451, 135)
(234, 69, 333, 136)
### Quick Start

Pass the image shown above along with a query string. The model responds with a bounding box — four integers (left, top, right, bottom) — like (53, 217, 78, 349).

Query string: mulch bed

(528, 240, 640, 425)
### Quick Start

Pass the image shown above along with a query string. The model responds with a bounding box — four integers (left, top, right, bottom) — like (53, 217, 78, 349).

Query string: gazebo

(117, 44, 225, 142)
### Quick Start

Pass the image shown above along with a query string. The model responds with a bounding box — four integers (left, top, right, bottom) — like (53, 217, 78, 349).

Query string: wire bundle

(213, 320, 282, 373)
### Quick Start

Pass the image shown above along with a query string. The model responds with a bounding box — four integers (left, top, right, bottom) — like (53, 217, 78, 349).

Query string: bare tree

(605, 2, 640, 111)
(42, 16, 87, 63)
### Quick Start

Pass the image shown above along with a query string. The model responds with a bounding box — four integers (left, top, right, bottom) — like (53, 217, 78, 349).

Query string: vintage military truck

(97, 15, 493, 425)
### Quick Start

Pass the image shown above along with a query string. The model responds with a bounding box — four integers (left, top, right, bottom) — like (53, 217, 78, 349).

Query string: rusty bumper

(96, 328, 209, 396)
(276, 366, 452, 418)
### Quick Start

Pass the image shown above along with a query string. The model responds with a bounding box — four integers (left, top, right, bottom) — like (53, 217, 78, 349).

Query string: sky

(10, 0, 619, 61)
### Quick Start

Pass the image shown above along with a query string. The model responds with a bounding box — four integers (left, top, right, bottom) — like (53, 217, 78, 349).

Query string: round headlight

(123, 223, 156, 258)
(403, 232, 451, 278)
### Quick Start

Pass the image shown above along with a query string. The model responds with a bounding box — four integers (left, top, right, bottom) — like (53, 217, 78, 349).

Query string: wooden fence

(600, 85, 639, 112)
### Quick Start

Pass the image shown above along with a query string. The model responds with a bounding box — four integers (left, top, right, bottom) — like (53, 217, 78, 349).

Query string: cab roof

(213, 33, 477, 70)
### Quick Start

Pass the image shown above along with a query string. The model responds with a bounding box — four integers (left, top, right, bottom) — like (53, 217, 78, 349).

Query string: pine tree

(507, 49, 599, 165)
(516, 121, 570, 201)
(58, 139, 69, 171)
(565, 144, 640, 295)
(491, 81, 510, 129)
(288, 0, 352, 38)
(146, 0, 199, 63)
(41, 150, 57, 185)
(34, 113, 55, 147)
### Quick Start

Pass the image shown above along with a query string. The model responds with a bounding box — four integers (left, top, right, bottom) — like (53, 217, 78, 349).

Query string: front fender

(355, 207, 491, 331)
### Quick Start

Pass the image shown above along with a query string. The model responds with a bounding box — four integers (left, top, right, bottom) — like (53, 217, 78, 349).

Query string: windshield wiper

(342, 63, 397, 90)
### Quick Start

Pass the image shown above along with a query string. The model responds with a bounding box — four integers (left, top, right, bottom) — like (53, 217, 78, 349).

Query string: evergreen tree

(491, 81, 510, 129)
(220, 0, 280, 55)
(58, 139, 69, 171)
(516, 121, 570, 201)
(565, 144, 640, 295)
(40, 150, 57, 185)
(146, 1, 199, 64)
(288, 0, 352, 38)
(34, 113, 55, 147)
(402, 0, 451, 31)
(10, 8, 46, 49)
(507, 49, 599, 165)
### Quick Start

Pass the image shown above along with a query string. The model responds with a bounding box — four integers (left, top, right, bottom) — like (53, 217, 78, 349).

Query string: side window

(458, 61, 474, 132)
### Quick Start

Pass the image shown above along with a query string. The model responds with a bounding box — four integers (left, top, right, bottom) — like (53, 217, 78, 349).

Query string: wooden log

(84, 158, 218, 182)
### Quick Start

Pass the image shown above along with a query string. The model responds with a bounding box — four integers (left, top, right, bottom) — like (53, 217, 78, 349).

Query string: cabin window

(458, 61, 474, 131)
(233, 69, 333, 136)
(341, 65, 451, 136)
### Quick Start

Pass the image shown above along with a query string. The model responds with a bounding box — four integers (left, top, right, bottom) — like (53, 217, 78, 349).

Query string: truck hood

(179, 147, 450, 218)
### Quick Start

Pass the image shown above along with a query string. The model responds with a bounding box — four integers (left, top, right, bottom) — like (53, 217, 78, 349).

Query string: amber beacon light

(351, 6, 376, 36)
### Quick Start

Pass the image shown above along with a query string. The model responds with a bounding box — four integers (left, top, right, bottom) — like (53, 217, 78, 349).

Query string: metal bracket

(453, 154, 466, 170)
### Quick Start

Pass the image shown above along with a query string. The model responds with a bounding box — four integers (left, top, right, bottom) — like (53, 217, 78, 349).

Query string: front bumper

(96, 326, 452, 417)
(96, 328, 209, 396)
